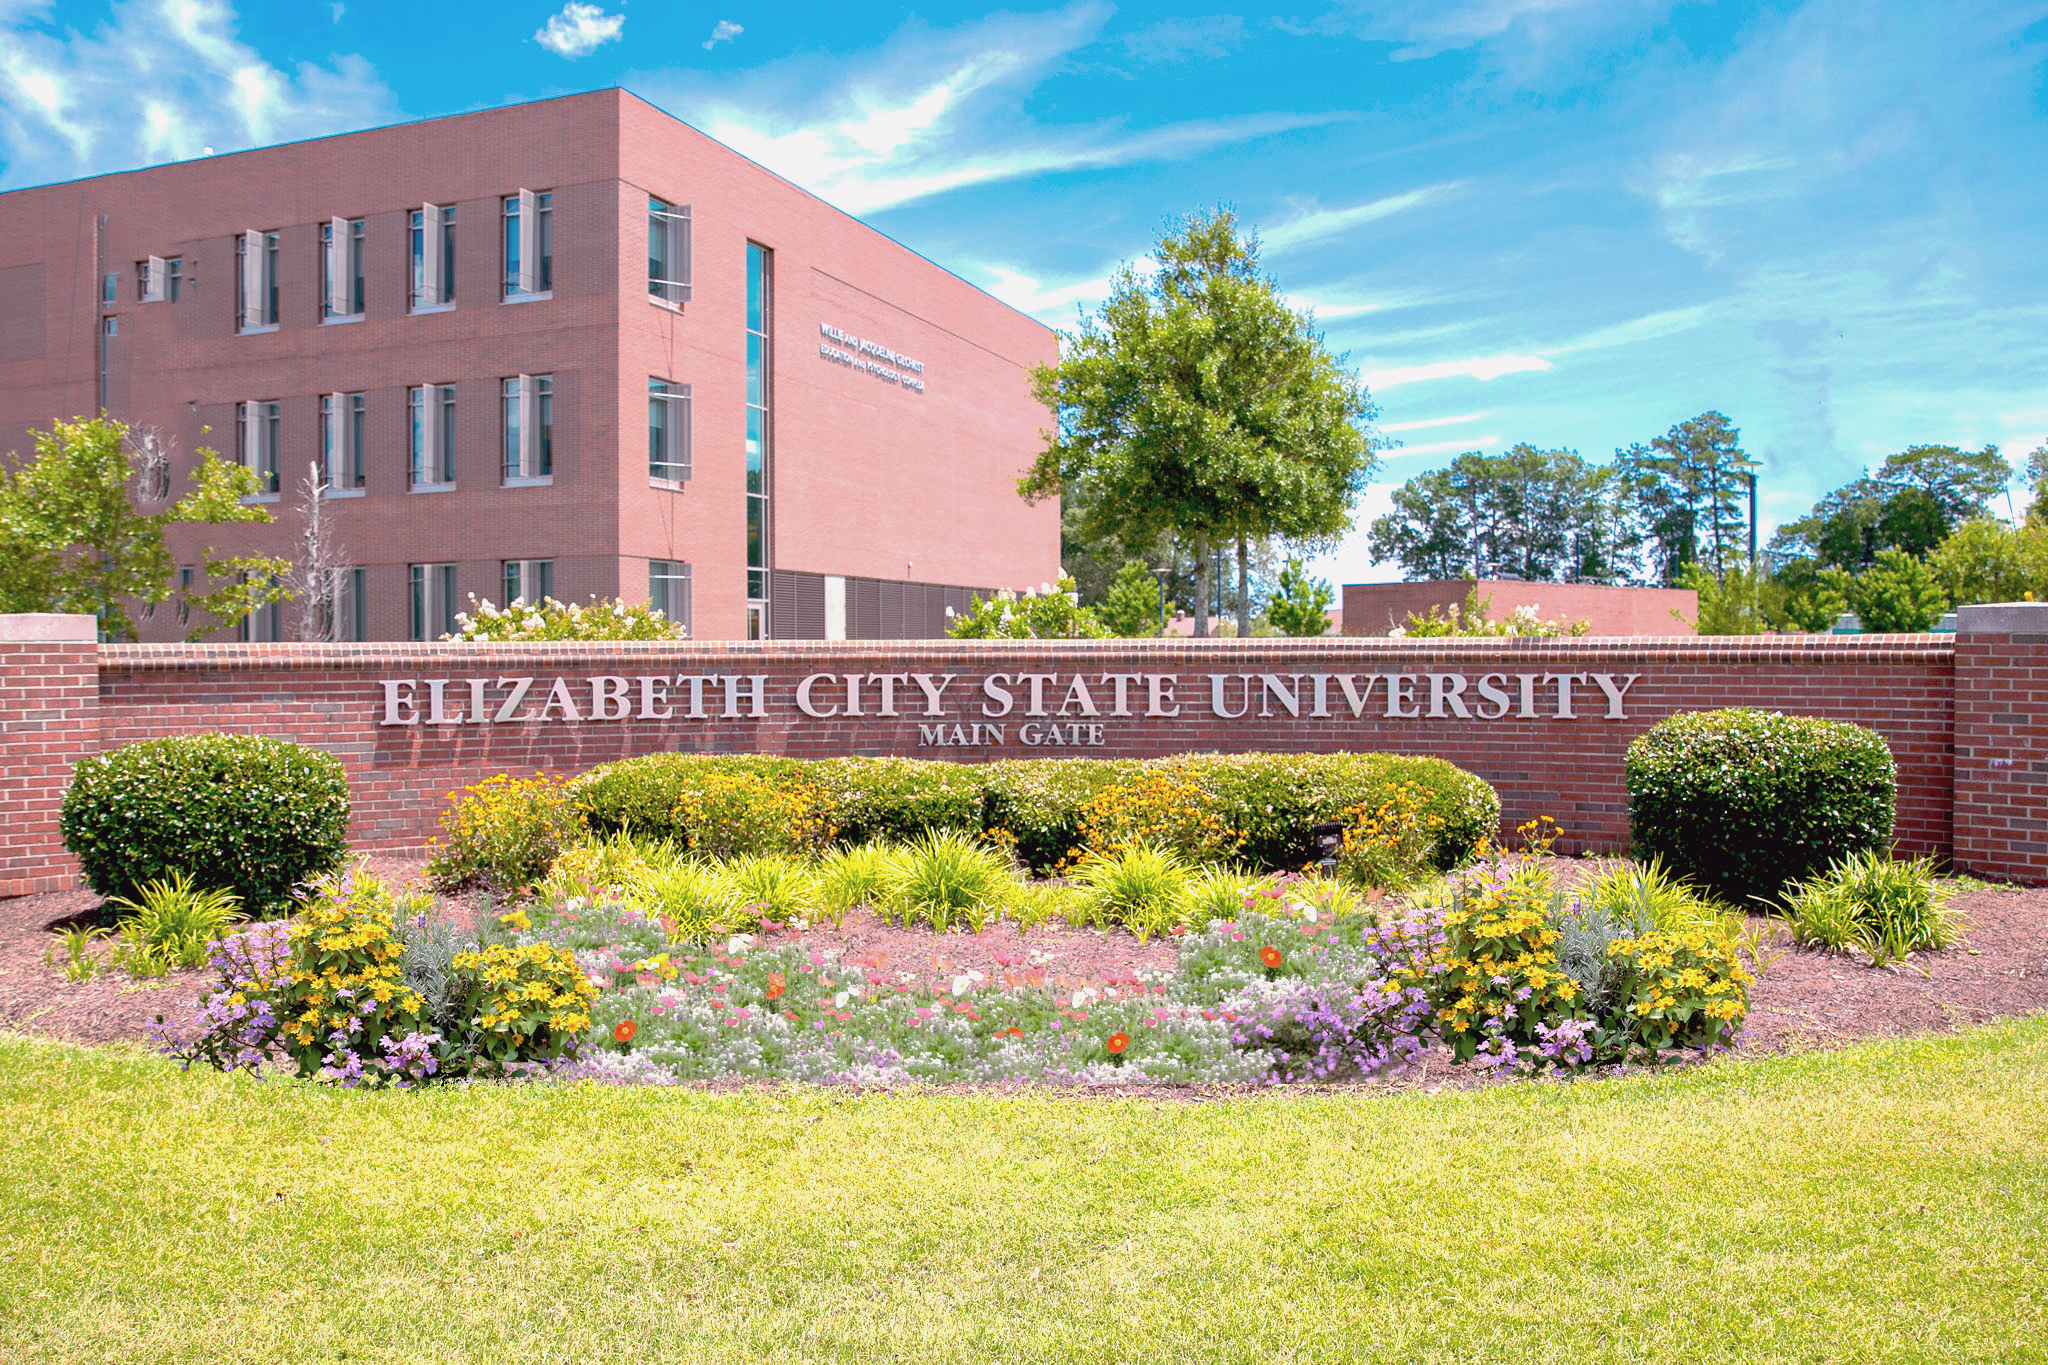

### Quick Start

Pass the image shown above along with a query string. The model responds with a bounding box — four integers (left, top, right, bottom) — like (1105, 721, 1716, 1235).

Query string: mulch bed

(5, 851, 2045, 1070)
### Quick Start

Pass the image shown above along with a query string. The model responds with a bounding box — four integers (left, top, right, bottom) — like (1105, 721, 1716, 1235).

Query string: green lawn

(3, 1022, 2045, 1365)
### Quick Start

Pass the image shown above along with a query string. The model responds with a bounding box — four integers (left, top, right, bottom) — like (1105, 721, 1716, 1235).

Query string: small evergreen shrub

(62, 734, 350, 917)
(811, 757, 985, 845)
(1070, 844, 1194, 942)
(571, 753, 810, 842)
(1626, 709, 1896, 904)
(425, 773, 581, 893)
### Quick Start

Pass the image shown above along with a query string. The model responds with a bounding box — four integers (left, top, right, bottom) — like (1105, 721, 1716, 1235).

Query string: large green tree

(1616, 412, 1752, 587)
(1019, 209, 1378, 637)
(1368, 444, 1633, 583)
(0, 416, 286, 640)
(1771, 443, 2012, 572)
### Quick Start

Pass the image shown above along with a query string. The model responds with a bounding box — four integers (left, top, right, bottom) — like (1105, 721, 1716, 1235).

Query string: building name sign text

(377, 669, 1643, 747)
(817, 323, 926, 394)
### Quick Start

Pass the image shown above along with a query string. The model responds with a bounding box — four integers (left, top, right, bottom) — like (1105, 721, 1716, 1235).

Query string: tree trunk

(1235, 536, 1251, 637)
(1192, 532, 1211, 638)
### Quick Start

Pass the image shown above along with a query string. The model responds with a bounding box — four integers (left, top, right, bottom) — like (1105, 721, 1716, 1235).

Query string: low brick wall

(5, 612, 2046, 893)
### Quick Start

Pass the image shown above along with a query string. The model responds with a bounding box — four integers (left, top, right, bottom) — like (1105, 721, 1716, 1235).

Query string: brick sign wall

(6, 611, 2046, 895)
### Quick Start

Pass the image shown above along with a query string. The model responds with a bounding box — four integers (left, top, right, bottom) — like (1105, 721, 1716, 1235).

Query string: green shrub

(811, 757, 986, 845)
(722, 853, 816, 925)
(1625, 709, 1896, 904)
(671, 771, 836, 858)
(425, 773, 581, 893)
(61, 734, 350, 917)
(630, 863, 744, 942)
(979, 759, 1141, 875)
(105, 872, 245, 974)
(1781, 850, 1962, 966)
(815, 843, 902, 925)
(571, 753, 811, 843)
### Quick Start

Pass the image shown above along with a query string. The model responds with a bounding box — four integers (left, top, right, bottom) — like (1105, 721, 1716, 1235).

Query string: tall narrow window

(649, 560, 692, 637)
(504, 558, 553, 605)
(166, 258, 182, 302)
(238, 400, 280, 496)
(338, 566, 367, 641)
(410, 563, 459, 640)
(321, 218, 366, 319)
(409, 383, 457, 488)
(502, 190, 553, 298)
(320, 392, 367, 490)
(240, 596, 283, 642)
(649, 378, 691, 483)
(176, 565, 195, 626)
(236, 230, 279, 330)
(745, 242, 771, 630)
(648, 198, 691, 305)
(137, 256, 169, 302)
(502, 374, 553, 481)
(410, 205, 456, 310)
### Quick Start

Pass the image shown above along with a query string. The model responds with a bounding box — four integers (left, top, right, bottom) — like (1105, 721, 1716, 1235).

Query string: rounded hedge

(1625, 708, 1896, 905)
(61, 734, 351, 916)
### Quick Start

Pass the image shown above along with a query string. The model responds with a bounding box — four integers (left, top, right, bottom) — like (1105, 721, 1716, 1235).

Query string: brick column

(0, 614, 99, 897)
(1952, 602, 2048, 884)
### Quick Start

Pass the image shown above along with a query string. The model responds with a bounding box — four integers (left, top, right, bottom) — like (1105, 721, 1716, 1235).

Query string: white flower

(726, 934, 756, 954)
(951, 975, 973, 997)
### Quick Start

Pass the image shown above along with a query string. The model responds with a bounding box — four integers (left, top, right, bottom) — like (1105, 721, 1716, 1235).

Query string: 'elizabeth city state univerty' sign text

(377, 669, 1644, 748)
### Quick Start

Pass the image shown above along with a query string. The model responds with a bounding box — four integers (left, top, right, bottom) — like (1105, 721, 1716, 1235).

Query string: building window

(236, 230, 279, 331)
(410, 205, 456, 310)
(502, 374, 553, 482)
(239, 596, 282, 642)
(136, 256, 174, 303)
(502, 190, 553, 298)
(101, 273, 118, 305)
(504, 558, 553, 605)
(338, 566, 367, 641)
(176, 565, 195, 626)
(411, 563, 459, 640)
(649, 378, 691, 483)
(649, 560, 692, 637)
(321, 218, 366, 319)
(320, 392, 367, 490)
(167, 258, 182, 302)
(648, 198, 691, 306)
(745, 241, 771, 617)
(238, 400, 280, 496)
(409, 383, 457, 488)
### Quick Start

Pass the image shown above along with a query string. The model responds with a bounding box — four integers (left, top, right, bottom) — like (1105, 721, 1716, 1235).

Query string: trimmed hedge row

(572, 751, 1501, 875)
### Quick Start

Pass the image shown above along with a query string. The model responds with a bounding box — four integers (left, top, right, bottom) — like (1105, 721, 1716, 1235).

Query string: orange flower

(1260, 945, 1283, 969)
(613, 1020, 637, 1043)
(765, 973, 786, 1001)
(1105, 1031, 1130, 1055)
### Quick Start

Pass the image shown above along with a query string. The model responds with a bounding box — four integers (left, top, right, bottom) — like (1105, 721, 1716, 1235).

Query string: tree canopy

(1019, 209, 1378, 636)
(1367, 444, 1631, 583)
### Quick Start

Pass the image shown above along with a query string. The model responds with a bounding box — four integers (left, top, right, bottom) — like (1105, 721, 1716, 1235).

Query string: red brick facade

(9, 610, 2044, 896)
(1342, 580, 1701, 637)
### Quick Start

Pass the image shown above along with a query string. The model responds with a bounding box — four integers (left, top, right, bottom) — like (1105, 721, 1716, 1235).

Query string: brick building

(0, 89, 1061, 642)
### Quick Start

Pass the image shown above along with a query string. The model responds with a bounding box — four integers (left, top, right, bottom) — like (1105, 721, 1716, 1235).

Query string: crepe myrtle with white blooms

(944, 575, 1110, 640)
(445, 595, 686, 642)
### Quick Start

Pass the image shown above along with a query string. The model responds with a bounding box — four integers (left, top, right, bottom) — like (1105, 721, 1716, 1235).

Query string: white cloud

(1547, 304, 1717, 354)
(1379, 411, 1496, 433)
(1382, 434, 1502, 457)
(1261, 183, 1460, 253)
(0, 0, 396, 188)
(534, 2, 623, 59)
(631, 4, 1350, 214)
(1121, 15, 1246, 63)
(1364, 353, 1552, 388)
(703, 19, 743, 51)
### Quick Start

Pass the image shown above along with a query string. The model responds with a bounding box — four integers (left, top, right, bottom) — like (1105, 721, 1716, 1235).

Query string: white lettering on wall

(818, 322, 927, 394)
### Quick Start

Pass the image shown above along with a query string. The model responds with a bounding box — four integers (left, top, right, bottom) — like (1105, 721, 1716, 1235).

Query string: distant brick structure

(9, 606, 2047, 894)
(1343, 580, 1700, 637)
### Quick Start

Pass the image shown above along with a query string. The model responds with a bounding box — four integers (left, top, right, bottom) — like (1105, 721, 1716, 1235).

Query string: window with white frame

(136, 256, 172, 303)
(410, 205, 456, 310)
(408, 383, 457, 488)
(501, 374, 553, 482)
(649, 378, 691, 483)
(238, 400, 280, 496)
(410, 563, 459, 640)
(649, 560, 692, 637)
(336, 566, 367, 642)
(240, 595, 282, 642)
(236, 230, 279, 330)
(648, 197, 691, 306)
(320, 392, 366, 491)
(321, 218, 366, 319)
(504, 558, 553, 606)
(502, 190, 553, 298)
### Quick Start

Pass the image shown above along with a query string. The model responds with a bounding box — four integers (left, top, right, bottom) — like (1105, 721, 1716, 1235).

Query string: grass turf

(2, 1019, 2045, 1364)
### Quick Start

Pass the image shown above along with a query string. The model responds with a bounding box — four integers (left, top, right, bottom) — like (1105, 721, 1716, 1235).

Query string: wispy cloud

(1379, 411, 1497, 433)
(1382, 434, 1503, 457)
(1261, 183, 1460, 253)
(0, 0, 396, 188)
(703, 20, 743, 52)
(631, 4, 1351, 215)
(534, 2, 624, 60)
(1121, 15, 1246, 64)
(1364, 353, 1552, 388)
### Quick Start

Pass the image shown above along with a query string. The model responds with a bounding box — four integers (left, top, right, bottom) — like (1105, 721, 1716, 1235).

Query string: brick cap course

(0, 614, 96, 642)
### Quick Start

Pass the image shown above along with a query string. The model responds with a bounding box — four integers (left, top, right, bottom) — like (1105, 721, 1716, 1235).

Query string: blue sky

(4, 0, 2045, 583)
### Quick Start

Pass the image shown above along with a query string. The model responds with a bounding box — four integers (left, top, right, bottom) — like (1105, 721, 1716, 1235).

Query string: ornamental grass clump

(104, 872, 245, 975)
(885, 832, 1016, 932)
(1780, 850, 1962, 966)
(815, 843, 901, 925)
(1070, 844, 1193, 941)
